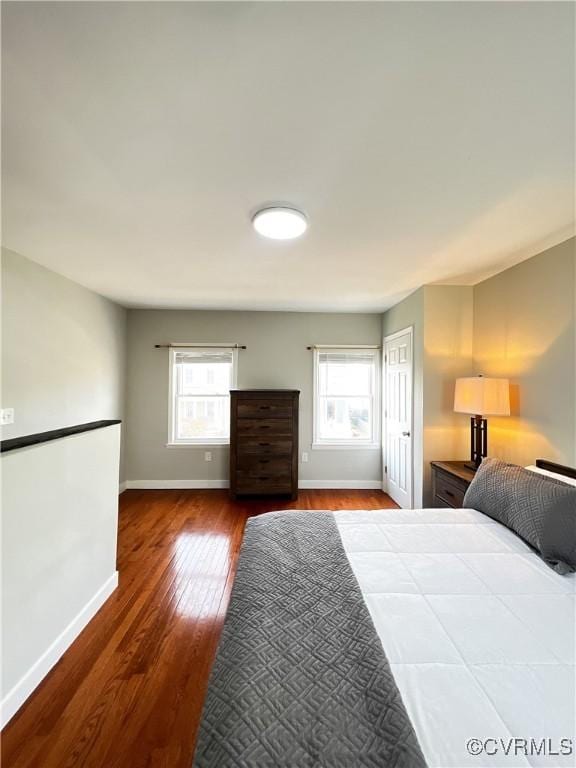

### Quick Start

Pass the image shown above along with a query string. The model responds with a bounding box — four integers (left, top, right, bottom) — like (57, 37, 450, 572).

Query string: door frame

(383, 325, 414, 508)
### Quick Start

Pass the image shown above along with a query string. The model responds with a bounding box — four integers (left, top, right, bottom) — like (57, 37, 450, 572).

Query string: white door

(384, 328, 413, 508)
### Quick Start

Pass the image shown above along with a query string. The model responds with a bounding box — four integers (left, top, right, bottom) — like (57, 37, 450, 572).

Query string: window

(313, 348, 380, 448)
(168, 347, 237, 444)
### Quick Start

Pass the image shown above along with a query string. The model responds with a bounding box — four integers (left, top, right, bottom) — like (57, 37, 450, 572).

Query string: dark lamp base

(469, 415, 487, 469)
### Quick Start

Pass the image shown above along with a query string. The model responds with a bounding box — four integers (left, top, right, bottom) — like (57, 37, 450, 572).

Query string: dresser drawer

(237, 418, 292, 436)
(237, 399, 293, 419)
(237, 437, 292, 456)
(236, 476, 293, 495)
(237, 456, 292, 477)
(434, 471, 466, 508)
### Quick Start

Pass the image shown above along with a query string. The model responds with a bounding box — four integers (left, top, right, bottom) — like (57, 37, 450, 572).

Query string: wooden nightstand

(431, 461, 477, 508)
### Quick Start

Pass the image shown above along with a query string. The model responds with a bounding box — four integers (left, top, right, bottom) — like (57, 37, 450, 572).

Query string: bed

(193, 461, 576, 768)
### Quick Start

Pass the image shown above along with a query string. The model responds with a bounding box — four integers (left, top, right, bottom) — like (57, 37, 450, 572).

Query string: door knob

(402, 431, 411, 437)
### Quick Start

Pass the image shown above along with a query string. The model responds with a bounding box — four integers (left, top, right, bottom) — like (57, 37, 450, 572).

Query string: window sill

(165, 442, 229, 448)
(311, 442, 381, 451)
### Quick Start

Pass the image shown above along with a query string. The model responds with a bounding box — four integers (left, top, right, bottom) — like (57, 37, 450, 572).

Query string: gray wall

(423, 286, 474, 504)
(125, 310, 382, 485)
(4, 237, 573, 496)
(382, 285, 475, 506)
(1, 249, 127, 480)
(383, 240, 576, 507)
(473, 237, 575, 467)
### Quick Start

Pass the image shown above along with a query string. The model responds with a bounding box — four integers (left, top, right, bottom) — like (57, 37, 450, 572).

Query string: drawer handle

(259, 405, 271, 410)
(259, 425, 271, 429)
(259, 459, 270, 464)
(444, 490, 455, 498)
(258, 476, 270, 481)
(259, 442, 271, 446)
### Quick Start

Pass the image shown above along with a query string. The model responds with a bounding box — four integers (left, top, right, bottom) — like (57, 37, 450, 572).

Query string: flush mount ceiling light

(252, 206, 308, 240)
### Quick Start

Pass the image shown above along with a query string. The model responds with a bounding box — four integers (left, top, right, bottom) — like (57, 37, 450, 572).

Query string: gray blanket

(193, 511, 427, 768)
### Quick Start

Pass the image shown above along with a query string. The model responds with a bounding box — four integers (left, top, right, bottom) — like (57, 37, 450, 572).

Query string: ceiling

(2, 1, 574, 312)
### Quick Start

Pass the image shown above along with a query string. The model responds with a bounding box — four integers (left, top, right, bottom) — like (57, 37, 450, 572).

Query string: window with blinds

(313, 348, 380, 447)
(168, 348, 237, 444)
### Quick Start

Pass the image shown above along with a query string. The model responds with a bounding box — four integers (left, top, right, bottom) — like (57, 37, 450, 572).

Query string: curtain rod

(306, 344, 381, 350)
(155, 343, 247, 349)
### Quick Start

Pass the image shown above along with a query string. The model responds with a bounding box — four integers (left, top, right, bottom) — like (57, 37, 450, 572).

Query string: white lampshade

(454, 376, 510, 416)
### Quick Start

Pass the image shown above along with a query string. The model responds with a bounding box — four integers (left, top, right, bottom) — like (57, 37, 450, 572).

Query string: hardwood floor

(2, 489, 397, 768)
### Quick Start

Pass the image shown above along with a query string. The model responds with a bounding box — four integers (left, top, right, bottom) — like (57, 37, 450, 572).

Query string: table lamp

(454, 375, 510, 470)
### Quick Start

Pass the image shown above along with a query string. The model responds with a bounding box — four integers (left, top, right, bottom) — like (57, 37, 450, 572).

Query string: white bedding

(334, 508, 576, 768)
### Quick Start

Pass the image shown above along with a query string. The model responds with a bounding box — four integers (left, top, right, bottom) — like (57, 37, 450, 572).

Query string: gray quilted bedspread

(192, 511, 427, 768)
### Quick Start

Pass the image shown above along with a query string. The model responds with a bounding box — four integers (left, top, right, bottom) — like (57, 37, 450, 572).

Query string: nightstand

(431, 461, 476, 508)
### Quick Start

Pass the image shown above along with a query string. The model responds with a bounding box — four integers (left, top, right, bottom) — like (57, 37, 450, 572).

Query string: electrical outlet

(0, 408, 14, 425)
(204, 451, 212, 462)
(301, 452, 309, 463)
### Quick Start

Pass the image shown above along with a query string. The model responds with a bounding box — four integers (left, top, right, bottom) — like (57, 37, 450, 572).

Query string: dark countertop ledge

(1, 419, 121, 454)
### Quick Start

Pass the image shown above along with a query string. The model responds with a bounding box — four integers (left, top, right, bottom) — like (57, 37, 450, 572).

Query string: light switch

(204, 451, 212, 462)
(0, 408, 14, 425)
(301, 452, 309, 463)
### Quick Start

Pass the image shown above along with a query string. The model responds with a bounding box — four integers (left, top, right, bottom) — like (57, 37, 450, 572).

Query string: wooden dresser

(431, 461, 476, 508)
(230, 390, 299, 499)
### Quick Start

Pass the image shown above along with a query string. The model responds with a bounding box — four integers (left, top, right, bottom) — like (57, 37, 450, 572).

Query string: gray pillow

(464, 457, 576, 574)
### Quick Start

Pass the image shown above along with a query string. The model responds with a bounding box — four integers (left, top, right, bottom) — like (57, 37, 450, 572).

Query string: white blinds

(174, 349, 234, 365)
(317, 351, 376, 365)
(317, 349, 377, 398)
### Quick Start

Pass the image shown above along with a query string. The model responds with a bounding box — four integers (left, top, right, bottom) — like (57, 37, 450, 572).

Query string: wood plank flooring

(2, 489, 397, 768)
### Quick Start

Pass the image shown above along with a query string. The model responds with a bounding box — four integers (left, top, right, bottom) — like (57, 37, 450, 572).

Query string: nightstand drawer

(434, 471, 467, 508)
(432, 497, 454, 509)
(430, 461, 476, 509)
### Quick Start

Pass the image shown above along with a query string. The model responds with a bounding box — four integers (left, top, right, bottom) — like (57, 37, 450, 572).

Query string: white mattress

(333, 508, 576, 768)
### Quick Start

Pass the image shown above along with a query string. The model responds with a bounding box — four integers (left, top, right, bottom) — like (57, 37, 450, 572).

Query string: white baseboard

(119, 481, 128, 494)
(299, 480, 383, 489)
(126, 479, 229, 489)
(124, 479, 382, 490)
(1, 571, 118, 729)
